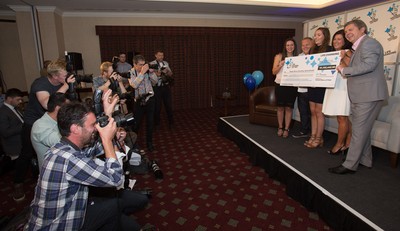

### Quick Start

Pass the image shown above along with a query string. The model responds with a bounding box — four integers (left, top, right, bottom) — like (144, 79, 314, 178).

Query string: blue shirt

(26, 138, 123, 230)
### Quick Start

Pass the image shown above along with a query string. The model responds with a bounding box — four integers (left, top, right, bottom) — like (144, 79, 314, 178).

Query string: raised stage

(218, 115, 400, 231)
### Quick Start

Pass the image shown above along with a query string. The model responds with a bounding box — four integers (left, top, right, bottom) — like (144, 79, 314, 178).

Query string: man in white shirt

(292, 37, 313, 138)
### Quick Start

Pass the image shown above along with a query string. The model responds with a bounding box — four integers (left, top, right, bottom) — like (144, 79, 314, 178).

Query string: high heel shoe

(277, 128, 283, 137)
(282, 129, 289, 138)
(304, 134, 316, 146)
(327, 145, 344, 155)
(340, 146, 349, 155)
(306, 137, 324, 148)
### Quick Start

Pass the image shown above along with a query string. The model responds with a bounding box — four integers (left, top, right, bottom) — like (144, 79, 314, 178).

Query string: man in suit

(329, 19, 389, 174)
(0, 88, 24, 173)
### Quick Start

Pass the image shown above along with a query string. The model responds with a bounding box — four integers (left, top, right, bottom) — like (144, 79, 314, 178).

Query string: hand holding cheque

(279, 51, 341, 88)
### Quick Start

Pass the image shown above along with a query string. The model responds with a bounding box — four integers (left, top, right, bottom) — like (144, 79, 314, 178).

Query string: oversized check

(280, 51, 341, 88)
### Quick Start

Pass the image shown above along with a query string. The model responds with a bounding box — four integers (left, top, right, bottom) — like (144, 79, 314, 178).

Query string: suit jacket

(342, 36, 389, 103)
(0, 105, 23, 155)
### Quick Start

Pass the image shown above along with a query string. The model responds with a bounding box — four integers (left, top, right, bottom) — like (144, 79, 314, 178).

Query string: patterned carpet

(0, 106, 331, 230)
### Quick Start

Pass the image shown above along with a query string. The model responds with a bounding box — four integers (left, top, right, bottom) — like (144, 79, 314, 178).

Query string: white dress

(322, 74, 351, 116)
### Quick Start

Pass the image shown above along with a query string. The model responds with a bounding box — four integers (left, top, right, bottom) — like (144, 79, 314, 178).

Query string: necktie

(14, 107, 24, 122)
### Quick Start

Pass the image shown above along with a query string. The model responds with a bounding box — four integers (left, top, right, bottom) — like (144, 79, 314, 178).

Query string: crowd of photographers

(0, 50, 174, 230)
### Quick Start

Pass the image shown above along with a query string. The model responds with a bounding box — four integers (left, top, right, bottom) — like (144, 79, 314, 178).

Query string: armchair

(249, 86, 279, 127)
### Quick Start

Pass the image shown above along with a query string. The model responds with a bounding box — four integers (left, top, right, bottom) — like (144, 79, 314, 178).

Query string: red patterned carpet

(0, 107, 331, 230)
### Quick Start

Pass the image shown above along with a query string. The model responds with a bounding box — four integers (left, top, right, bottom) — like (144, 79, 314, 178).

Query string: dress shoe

(328, 165, 355, 174)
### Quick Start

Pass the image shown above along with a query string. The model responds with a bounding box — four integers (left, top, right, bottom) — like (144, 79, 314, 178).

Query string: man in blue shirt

(26, 90, 138, 230)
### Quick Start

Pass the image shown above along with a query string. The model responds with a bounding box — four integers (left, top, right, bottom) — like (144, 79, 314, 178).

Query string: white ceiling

(0, 0, 389, 20)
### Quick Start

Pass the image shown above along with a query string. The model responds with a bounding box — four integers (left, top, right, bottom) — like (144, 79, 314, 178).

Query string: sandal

(306, 137, 324, 148)
(304, 134, 316, 146)
(277, 128, 284, 137)
(282, 129, 289, 138)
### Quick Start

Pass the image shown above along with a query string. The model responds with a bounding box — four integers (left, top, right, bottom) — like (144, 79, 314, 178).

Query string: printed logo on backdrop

(335, 16, 344, 29)
(384, 49, 396, 56)
(384, 66, 392, 80)
(367, 8, 379, 23)
(322, 19, 329, 28)
(351, 16, 361, 20)
(388, 3, 400, 20)
(310, 24, 319, 30)
(385, 25, 398, 41)
(367, 28, 376, 39)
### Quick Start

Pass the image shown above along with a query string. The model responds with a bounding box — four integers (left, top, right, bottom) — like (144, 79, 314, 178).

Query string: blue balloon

(252, 70, 264, 86)
(245, 75, 256, 91)
(243, 73, 252, 85)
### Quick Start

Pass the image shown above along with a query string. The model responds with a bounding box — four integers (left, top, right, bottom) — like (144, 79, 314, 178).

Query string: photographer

(93, 61, 129, 113)
(128, 55, 158, 151)
(13, 59, 75, 202)
(26, 90, 144, 230)
(149, 50, 174, 130)
(115, 52, 132, 74)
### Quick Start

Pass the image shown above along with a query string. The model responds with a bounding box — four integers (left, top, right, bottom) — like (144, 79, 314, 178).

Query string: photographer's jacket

(129, 69, 158, 99)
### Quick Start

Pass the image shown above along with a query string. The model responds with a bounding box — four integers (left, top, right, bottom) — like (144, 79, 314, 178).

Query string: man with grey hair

(329, 19, 388, 174)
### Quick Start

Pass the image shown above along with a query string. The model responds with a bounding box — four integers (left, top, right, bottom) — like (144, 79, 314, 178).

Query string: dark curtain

(96, 26, 295, 110)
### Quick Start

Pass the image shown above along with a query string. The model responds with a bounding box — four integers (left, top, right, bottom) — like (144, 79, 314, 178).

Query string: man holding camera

(26, 90, 141, 230)
(128, 55, 158, 152)
(149, 50, 174, 130)
(93, 61, 129, 112)
(13, 60, 75, 202)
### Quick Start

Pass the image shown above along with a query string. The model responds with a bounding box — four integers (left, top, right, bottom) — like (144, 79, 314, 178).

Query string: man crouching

(26, 90, 126, 230)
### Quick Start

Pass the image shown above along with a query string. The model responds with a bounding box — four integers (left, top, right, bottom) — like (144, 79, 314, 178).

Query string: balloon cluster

(243, 70, 264, 91)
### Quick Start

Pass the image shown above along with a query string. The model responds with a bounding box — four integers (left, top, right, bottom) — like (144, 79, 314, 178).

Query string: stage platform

(218, 115, 400, 231)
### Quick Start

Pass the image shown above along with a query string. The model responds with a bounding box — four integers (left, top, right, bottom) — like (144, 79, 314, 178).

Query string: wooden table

(215, 95, 237, 116)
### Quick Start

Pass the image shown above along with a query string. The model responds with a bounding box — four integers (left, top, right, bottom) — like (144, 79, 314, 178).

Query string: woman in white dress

(322, 29, 353, 155)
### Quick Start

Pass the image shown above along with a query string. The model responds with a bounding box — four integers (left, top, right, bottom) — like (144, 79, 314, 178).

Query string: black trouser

(81, 195, 143, 231)
(154, 85, 173, 126)
(14, 123, 36, 183)
(297, 92, 311, 134)
(133, 97, 155, 146)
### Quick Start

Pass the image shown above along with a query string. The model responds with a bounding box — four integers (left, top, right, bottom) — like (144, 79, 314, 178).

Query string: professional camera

(148, 63, 159, 70)
(93, 89, 135, 128)
(135, 91, 154, 106)
(112, 56, 119, 71)
(116, 72, 131, 79)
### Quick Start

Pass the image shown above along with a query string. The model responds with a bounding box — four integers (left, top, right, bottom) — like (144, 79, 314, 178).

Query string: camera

(97, 112, 135, 128)
(93, 89, 135, 128)
(148, 63, 159, 70)
(136, 91, 154, 106)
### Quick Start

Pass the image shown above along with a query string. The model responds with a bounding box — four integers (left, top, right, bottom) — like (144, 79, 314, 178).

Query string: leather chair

(249, 86, 279, 127)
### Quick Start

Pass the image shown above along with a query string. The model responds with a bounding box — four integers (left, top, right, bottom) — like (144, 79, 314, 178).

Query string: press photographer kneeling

(26, 90, 148, 231)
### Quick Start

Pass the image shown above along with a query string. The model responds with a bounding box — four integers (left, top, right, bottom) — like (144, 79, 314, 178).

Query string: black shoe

(292, 131, 308, 138)
(328, 165, 355, 174)
(327, 145, 344, 155)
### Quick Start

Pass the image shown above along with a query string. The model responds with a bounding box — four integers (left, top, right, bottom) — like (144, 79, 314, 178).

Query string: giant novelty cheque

(280, 51, 341, 88)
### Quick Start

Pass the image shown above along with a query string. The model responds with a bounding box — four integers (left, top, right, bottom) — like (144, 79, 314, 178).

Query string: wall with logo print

(303, 0, 400, 96)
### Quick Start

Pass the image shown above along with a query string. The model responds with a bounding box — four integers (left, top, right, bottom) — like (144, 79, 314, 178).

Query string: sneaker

(292, 131, 309, 138)
(12, 183, 26, 202)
